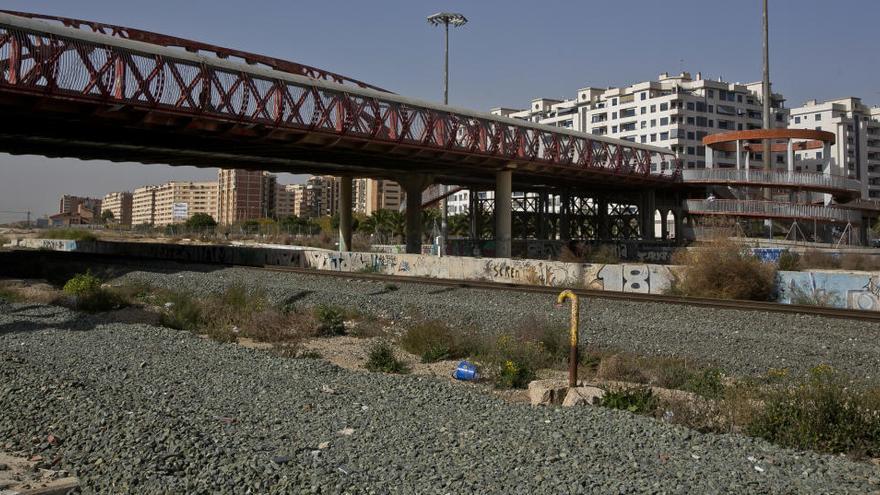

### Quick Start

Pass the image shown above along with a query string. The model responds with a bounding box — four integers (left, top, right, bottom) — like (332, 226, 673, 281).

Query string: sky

(0, 0, 877, 220)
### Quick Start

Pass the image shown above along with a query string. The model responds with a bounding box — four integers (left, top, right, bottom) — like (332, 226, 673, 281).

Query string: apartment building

(355, 179, 402, 215)
(101, 191, 133, 226)
(59, 195, 102, 217)
(274, 184, 298, 219)
(132, 185, 158, 226)
(788, 97, 880, 200)
(217, 170, 277, 225)
(153, 181, 218, 226)
(492, 71, 787, 171)
(132, 181, 218, 226)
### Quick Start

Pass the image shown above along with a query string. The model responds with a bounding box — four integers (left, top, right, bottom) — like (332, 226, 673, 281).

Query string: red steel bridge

(0, 11, 684, 254)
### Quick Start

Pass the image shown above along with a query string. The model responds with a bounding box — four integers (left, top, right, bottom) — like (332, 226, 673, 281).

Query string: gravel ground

(2, 301, 879, 494)
(111, 264, 880, 380)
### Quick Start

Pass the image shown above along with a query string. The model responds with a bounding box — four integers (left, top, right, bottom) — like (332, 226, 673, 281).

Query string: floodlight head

(427, 12, 468, 27)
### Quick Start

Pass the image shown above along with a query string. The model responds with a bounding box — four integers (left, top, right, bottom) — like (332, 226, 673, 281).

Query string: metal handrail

(681, 169, 861, 192)
(685, 199, 862, 224)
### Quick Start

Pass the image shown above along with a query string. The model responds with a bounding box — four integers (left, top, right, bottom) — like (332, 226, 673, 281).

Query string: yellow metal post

(556, 290, 579, 387)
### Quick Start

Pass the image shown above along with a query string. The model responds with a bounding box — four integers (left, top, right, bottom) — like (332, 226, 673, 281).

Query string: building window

(707, 89, 714, 98)
(650, 105, 656, 112)
(660, 132, 669, 140)
(650, 134, 657, 142)
(794, 116, 801, 124)
(815, 113, 822, 121)
(687, 131, 695, 140)
(687, 116, 695, 125)
(612, 111, 617, 119)
(640, 107, 646, 114)
(660, 117, 669, 126)
(687, 102, 695, 111)
(660, 103, 668, 111)
(737, 95, 743, 103)
(612, 125, 617, 133)
(650, 119, 656, 127)
(640, 92, 646, 101)
(687, 146, 695, 155)
(640, 121, 646, 129)
(611, 98, 617, 106)
(640, 135, 647, 143)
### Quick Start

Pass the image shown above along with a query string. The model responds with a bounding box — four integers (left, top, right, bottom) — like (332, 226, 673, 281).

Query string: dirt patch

(0, 451, 79, 494)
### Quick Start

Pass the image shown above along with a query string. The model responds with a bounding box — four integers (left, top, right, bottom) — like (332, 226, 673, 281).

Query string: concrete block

(527, 379, 569, 406)
(562, 386, 605, 407)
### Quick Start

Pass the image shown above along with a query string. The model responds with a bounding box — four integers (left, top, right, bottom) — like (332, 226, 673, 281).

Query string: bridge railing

(0, 12, 675, 177)
(685, 199, 862, 224)
(681, 169, 861, 193)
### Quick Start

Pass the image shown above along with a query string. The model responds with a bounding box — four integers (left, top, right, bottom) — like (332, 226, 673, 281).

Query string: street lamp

(427, 11, 467, 254)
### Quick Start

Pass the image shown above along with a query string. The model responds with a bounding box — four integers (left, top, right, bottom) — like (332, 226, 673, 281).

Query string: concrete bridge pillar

(401, 176, 432, 254)
(495, 170, 513, 258)
(338, 176, 353, 252)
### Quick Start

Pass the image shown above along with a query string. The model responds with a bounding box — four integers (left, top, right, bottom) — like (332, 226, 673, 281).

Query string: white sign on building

(171, 202, 189, 221)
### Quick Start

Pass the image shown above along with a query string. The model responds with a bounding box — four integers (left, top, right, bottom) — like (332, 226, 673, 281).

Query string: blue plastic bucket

(453, 361, 479, 381)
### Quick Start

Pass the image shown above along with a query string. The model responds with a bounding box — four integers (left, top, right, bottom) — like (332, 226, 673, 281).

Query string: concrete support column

(495, 170, 513, 258)
(745, 151, 751, 180)
(706, 147, 714, 169)
(559, 191, 571, 242)
(469, 189, 480, 241)
(673, 207, 685, 245)
(402, 176, 430, 254)
(823, 142, 832, 174)
(735, 140, 742, 170)
(338, 176, 353, 252)
(787, 139, 795, 174)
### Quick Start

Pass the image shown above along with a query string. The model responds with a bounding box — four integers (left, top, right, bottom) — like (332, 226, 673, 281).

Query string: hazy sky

(1, 0, 878, 220)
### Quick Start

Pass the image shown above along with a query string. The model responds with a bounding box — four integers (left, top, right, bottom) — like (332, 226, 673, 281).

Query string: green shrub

(599, 387, 658, 414)
(365, 340, 409, 373)
(777, 250, 800, 271)
(492, 358, 535, 389)
(314, 304, 345, 336)
(682, 368, 725, 400)
(160, 292, 203, 331)
(63, 272, 124, 311)
(746, 365, 880, 457)
(62, 272, 103, 297)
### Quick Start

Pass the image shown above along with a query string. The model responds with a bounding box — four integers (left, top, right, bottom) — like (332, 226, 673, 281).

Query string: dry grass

(670, 239, 777, 301)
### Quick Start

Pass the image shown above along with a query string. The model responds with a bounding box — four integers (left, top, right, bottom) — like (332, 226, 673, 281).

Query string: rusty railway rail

(3, 249, 879, 323)
(257, 265, 880, 323)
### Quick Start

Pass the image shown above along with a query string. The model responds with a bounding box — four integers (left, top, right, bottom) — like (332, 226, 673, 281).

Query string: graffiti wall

(778, 270, 880, 311)
(13, 238, 880, 311)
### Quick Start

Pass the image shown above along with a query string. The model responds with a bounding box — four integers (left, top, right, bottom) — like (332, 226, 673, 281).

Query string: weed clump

(777, 250, 800, 271)
(159, 291, 202, 331)
(400, 320, 474, 363)
(670, 239, 777, 300)
(62, 272, 125, 311)
(745, 365, 880, 457)
(599, 387, 658, 414)
(314, 304, 345, 336)
(365, 340, 409, 373)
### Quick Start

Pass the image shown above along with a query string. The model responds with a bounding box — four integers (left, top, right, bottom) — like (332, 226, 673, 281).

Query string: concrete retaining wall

(10, 238, 880, 311)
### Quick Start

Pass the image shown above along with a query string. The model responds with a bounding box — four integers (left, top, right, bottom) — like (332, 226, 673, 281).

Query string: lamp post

(427, 11, 467, 255)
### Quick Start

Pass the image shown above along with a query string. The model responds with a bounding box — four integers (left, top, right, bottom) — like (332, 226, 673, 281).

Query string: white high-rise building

(788, 97, 880, 200)
(491, 71, 786, 171)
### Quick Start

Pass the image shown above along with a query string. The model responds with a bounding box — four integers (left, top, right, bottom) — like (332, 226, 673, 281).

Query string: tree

(185, 213, 217, 229)
(100, 209, 115, 224)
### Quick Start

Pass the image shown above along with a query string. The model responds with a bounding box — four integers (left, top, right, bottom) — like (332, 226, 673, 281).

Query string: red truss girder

(0, 23, 671, 177)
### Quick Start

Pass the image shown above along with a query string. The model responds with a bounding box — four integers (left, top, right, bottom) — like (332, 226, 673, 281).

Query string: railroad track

(3, 249, 879, 322)
(259, 265, 880, 323)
